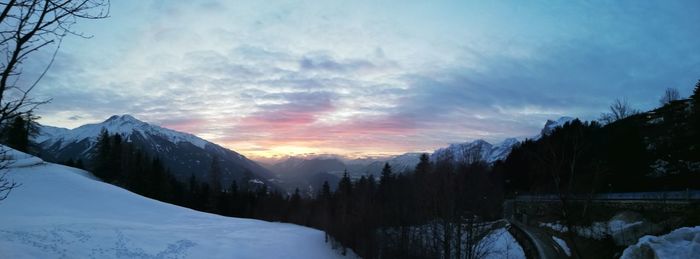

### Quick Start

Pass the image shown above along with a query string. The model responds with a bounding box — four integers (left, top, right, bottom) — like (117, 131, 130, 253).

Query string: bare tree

(599, 98, 639, 124)
(0, 0, 108, 202)
(0, 0, 110, 126)
(659, 87, 680, 106)
(0, 147, 19, 201)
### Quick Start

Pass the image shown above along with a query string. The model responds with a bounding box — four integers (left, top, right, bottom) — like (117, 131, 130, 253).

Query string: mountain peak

(37, 114, 209, 150)
(540, 116, 575, 136)
(104, 114, 141, 124)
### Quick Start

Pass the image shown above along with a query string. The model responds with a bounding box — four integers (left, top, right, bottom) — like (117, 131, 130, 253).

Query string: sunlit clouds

(30, 0, 700, 158)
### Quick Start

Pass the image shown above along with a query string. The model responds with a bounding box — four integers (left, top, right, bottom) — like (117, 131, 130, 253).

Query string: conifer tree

(5, 116, 29, 152)
(94, 129, 111, 180)
(380, 163, 393, 187)
(320, 180, 331, 199)
(691, 79, 700, 103)
(209, 156, 222, 192)
(338, 171, 352, 196)
(415, 153, 431, 176)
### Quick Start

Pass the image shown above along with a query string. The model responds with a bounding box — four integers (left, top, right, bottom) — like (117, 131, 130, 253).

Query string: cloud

(299, 54, 375, 72)
(28, 0, 700, 157)
(238, 91, 337, 129)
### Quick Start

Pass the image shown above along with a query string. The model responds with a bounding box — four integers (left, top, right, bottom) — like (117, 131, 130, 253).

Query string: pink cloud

(159, 117, 208, 134)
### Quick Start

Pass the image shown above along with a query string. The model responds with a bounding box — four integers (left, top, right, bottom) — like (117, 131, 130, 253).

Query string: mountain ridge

(35, 114, 274, 187)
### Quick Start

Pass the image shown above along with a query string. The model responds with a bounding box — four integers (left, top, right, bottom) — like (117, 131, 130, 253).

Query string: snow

(649, 159, 671, 177)
(540, 219, 647, 242)
(430, 138, 520, 164)
(386, 152, 423, 172)
(32, 124, 70, 144)
(0, 145, 44, 168)
(535, 116, 575, 139)
(487, 138, 519, 163)
(539, 221, 608, 240)
(481, 228, 526, 259)
(41, 115, 209, 149)
(249, 179, 264, 185)
(621, 226, 700, 259)
(0, 148, 353, 259)
(551, 236, 571, 257)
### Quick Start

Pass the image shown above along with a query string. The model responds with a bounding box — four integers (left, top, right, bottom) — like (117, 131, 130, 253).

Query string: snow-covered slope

(32, 124, 70, 144)
(430, 138, 519, 164)
(621, 226, 700, 259)
(0, 147, 351, 259)
(356, 152, 424, 177)
(388, 152, 423, 172)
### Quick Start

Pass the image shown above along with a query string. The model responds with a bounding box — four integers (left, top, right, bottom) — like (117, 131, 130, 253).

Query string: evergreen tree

(75, 159, 85, 169)
(691, 79, 700, 103)
(290, 188, 301, 209)
(109, 134, 123, 182)
(320, 180, 331, 199)
(229, 180, 239, 194)
(5, 116, 29, 152)
(338, 171, 352, 196)
(94, 128, 111, 180)
(379, 163, 393, 187)
(209, 155, 222, 192)
(415, 153, 431, 176)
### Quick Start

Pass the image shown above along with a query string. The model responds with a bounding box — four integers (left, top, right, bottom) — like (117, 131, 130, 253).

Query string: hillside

(499, 100, 700, 193)
(0, 146, 351, 258)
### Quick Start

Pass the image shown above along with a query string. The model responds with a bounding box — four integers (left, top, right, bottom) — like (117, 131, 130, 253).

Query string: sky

(24, 0, 700, 159)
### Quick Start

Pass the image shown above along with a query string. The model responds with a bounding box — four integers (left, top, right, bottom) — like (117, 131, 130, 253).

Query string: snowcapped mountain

(271, 157, 347, 179)
(33, 124, 70, 143)
(39, 115, 208, 150)
(0, 146, 350, 258)
(268, 116, 574, 180)
(359, 152, 424, 177)
(430, 138, 519, 164)
(36, 115, 274, 186)
(538, 116, 575, 138)
(265, 157, 347, 194)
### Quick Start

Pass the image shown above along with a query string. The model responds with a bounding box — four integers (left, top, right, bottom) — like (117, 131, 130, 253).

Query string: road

(507, 220, 570, 259)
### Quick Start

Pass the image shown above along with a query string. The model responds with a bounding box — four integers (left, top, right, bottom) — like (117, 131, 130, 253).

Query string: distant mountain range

(266, 116, 576, 191)
(34, 114, 576, 193)
(34, 115, 274, 187)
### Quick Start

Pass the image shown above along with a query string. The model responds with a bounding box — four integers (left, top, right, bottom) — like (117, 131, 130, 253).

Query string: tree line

(89, 129, 506, 258)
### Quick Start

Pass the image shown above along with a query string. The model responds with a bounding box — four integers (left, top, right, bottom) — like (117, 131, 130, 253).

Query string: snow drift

(0, 146, 351, 258)
(621, 226, 700, 259)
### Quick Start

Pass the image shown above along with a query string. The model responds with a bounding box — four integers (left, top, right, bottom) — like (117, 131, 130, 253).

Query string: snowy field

(481, 228, 526, 259)
(621, 226, 700, 259)
(0, 147, 353, 259)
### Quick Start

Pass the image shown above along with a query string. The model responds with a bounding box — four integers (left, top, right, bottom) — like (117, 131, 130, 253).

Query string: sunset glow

(32, 0, 700, 158)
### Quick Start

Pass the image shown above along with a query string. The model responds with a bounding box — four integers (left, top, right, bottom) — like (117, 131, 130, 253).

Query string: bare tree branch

(599, 98, 639, 124)
(659, 87, 680, 106)
(0, 0, 108, 203)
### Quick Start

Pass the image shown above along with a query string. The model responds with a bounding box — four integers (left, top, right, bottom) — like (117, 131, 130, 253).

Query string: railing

(514, 190, 700, 202)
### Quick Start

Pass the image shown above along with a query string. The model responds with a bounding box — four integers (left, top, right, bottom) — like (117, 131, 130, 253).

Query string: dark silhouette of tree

(3, 116, 29, 152)
(93, 128, 111, 180)
(209, 155, 222, 192)
(691, 79, 700, 103)
(600, 98, 639, 124)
